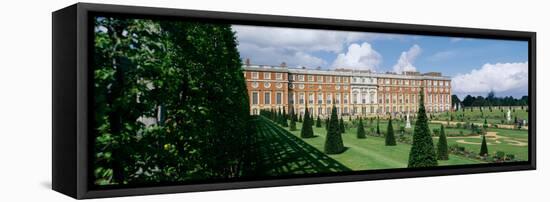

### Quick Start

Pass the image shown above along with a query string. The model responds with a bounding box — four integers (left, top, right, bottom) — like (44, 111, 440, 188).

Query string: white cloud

(232, 25, 401, 68)
(331, 42, 382, 71)
(428, 50, 456, 62)
(452, 62, 528, 97)
(392, 44, 421, 73)
(237, 42, 327, 68)
(450, 38, 463, 43)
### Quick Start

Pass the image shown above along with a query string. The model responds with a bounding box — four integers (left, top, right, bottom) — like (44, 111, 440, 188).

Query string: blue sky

(232, 25, 528, 99)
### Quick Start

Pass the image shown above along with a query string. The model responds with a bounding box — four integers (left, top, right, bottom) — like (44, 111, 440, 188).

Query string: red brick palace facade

(243, 61, 452, 118)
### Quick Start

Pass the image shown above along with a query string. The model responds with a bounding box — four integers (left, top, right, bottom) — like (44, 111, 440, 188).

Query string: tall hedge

(93, 18, 255, 184)
(316, 115, 322, 128)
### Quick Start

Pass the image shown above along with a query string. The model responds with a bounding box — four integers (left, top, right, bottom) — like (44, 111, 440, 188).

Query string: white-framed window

(335, 93, 341, 104)
(264, 82, 271, 88)
(276, 83, 283, 89)
(344, 93, 349, 104)
(276, 92, 283, 105)
(251, 82, 259, 88)
(317, 75, 323, 82)
(298, 75, 305, 81)
(335, 77, 341, 83)
(299, 84, 305, 89)
(343, 77, 348, 83)
(299, 93, 305, 104)
(251, 92, 259, 105)
(308, 75, 314, 81)
(264, 92, 271, 104)
(251, 72, 259, 79)
(353, 93, 358, 104)
(318, 93, 323, 104)
(290, 75, 295, 81)
(335, 85, 340, 90)
(264, 72, 271, 80)
(327, 94, 332, 104)
(289, 84, 294, 89)
(327, 76, 332, 82)
(309, 93, 314, 104)
(276, 73, 283, 80)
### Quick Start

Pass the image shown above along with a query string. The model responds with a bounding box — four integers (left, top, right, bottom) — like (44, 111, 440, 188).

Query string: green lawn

(254, 117, 350, 176)
(361, 119, 528, 161)
(284, 121, 482, 170)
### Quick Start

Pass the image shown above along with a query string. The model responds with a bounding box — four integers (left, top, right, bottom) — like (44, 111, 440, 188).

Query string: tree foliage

(479, 135, 489, 156)
(408, 88, 438, 168)
(300, 107, 314, 138)
(385, 118, 396, 146)
(324, 107, 345, 154)
(93, 17, 256, 185)
(436, 125, 449, 160)
(356, 118, 366, 139)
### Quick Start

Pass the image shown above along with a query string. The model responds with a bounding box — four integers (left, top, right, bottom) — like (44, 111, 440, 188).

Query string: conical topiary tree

(316, 115, 322, 128)
(339, 117, 346, 134)
(385, 118, 396, 146)
(408, 88, 438, 168)
(298, 114, 303, 123)
(479, 134, 488, 156)
(376, 117, 381, 135)
(357, 117, 366, 139)
(325, 117, 330, 130)
(324, 106, 345, 154)
(300, 107, 314, 138)
(436, 124, 449, 160)
(289, 107, 297, 131)
(281, 108, 289, 127)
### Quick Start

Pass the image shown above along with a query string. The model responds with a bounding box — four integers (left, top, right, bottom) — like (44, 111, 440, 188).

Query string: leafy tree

(357, 118, 366, 139)
(436, 125, 449, 160)
(300, 107, 314, 138)
(408, 88, 438, 168)
(385, 118, 396, 146)
(93, 18, 256, 184)
(483, 118, 488, 129)
(324, 106, 345, 154)
(479, 135, 489, 156)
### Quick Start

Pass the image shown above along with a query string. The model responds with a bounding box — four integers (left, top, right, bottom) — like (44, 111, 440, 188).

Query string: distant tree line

(453, 91, 528, 107)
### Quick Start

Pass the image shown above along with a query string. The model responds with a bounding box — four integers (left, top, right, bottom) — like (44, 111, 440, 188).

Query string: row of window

(251, 91, 284, 105)
(288, 83, 349, 91)
(379, 78, 450, 87)
(379, 86, 450, 93)
(289, 74, 349, 83)
(250, 104, 450, 116)
(247, 72, 449, 87)
(249, 72, 284, 80)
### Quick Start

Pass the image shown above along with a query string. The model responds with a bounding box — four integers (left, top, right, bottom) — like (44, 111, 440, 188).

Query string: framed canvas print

(52, 3, 536, 199)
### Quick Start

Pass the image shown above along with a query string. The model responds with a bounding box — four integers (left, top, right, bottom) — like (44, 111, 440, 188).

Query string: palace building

(242, 60, 452, 117)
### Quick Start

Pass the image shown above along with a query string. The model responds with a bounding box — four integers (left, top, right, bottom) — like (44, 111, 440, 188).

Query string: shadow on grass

(255, 117, 351, 176)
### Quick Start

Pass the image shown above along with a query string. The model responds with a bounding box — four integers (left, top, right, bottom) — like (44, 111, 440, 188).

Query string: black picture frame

(52, 3, 536, 199)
